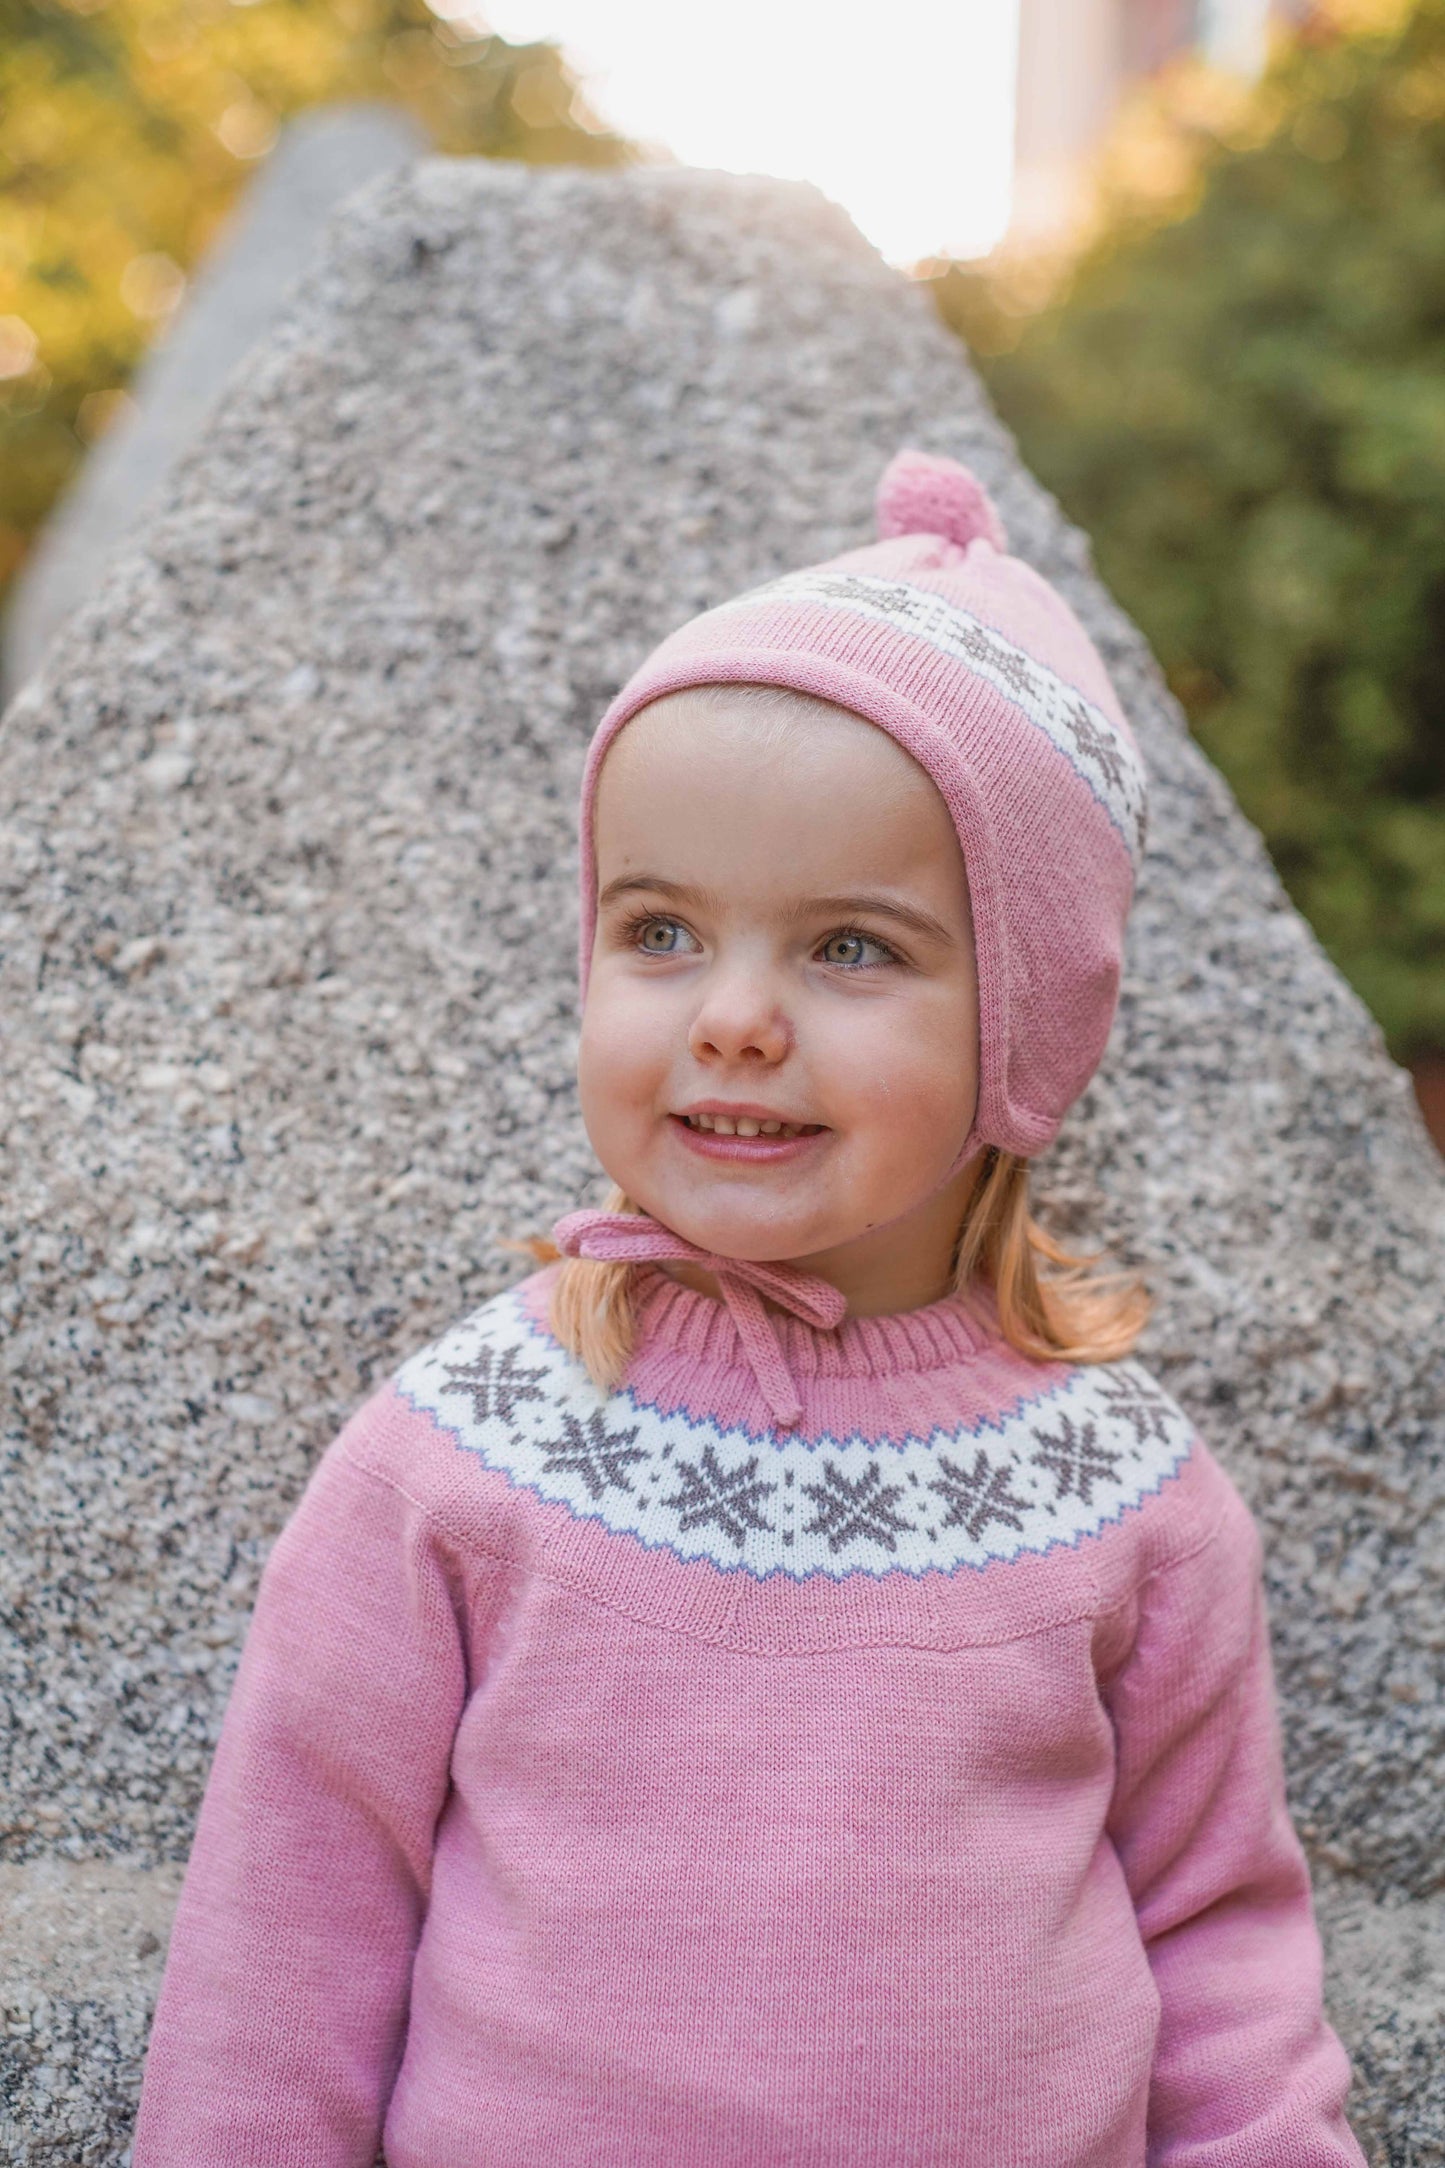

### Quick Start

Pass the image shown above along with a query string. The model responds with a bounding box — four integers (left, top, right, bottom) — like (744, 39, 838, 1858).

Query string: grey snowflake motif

(823, 576, 892, 611)
(1062, 700, 1128, 795)
(441, 1341, 547, 1425)
(1032, 1414, 1121, 1507)
(962, 623, 1034, 697)
(1096, 1371, 1177, 1449)
(538, 1409, 645, 1500)
(801, 1460, 913, 1556)
(823, 573, 888, 611)
(662, 1446, 776, 1548)
(929, 1448, 1030, 1543)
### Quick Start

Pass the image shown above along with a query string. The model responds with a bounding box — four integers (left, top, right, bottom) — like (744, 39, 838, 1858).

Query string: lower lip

(669, 1114, 828, 1163)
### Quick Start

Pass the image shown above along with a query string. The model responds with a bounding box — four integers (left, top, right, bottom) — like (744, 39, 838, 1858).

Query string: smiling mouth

(678, 1113, 825, 1139)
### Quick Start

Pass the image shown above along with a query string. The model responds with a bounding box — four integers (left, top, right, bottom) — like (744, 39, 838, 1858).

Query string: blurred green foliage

(934, 1, 1445, 1061)
(0, 0, 626, 606)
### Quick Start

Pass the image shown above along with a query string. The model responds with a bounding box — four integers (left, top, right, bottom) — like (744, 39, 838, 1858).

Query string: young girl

(133, 452, 1365, 2166)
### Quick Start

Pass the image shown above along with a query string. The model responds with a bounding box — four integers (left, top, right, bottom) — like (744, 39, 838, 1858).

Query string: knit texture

(576, 451, 1147, 1162)
(552, 1206, 848, 1429)
(132, 1268, 1365, 2167)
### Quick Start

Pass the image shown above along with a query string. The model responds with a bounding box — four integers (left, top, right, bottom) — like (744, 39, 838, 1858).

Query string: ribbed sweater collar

(631, 1265, 1001, 1382)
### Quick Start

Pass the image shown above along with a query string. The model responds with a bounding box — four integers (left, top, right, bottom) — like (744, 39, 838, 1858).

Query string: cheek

(816, 996, 976, 1150)
(577, 977, 674, 1130)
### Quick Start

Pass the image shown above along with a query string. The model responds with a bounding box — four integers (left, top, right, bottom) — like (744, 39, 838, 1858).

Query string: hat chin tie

(551, 1208, 847, 1430)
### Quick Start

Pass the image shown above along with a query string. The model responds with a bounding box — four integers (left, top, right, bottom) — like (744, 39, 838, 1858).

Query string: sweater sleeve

(132, 1424, 469, 2168)
(1104, 1475, 1366, 2167)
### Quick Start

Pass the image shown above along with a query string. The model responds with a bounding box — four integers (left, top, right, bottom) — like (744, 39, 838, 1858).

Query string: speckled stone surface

(1, 104, 425, 703)
(1, 161, 1441, 2165)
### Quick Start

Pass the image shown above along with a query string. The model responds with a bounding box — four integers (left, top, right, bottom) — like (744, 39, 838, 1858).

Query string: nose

(687, 958, 792, 1067)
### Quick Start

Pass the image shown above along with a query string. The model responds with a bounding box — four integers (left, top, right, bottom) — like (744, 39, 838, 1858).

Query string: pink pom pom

(875, 449, 1008, 554)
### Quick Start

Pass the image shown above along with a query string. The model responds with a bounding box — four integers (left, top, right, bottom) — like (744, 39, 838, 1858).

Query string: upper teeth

(685, 1113, 811, 1138)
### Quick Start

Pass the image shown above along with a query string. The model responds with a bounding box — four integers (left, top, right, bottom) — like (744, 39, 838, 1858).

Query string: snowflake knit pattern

(396, 1274, 1193, 1579)
(133, 1265, 1365, 2168)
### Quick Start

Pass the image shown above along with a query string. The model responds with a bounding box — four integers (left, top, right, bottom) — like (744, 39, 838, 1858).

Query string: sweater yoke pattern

(393, 1285, 1198, 1582)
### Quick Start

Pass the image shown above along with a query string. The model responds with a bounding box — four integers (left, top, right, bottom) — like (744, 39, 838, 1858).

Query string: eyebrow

(596, 875, 958, 947)
(798, 893, 958, 946)
(597, 874, 719, 912)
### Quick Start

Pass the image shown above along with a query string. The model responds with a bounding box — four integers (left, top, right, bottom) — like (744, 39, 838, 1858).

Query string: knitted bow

(550, 1209, 848, 1431)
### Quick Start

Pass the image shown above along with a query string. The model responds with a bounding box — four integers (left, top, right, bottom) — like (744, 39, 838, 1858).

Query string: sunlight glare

(478, 0, 1019, 265)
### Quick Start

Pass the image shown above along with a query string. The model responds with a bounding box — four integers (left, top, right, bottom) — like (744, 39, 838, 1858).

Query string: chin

(656, 1193, 836, 1265)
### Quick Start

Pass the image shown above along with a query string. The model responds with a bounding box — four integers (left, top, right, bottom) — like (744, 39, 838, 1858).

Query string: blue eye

(636, 917, 697, 955)
(820, 930, 893, 968)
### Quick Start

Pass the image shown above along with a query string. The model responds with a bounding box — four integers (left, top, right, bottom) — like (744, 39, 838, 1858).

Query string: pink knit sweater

(133, 1265, 1363, 2166)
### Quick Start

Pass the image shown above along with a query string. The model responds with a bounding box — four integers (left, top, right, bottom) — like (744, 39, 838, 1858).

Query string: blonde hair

(539, 1154, 1150, 1395)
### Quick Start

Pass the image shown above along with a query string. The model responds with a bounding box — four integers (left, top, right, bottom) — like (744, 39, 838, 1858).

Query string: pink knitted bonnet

(576, 449, 1147, 1165)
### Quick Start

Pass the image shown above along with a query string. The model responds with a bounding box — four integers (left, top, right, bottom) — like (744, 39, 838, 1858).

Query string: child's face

(579, 689, 980, 1294)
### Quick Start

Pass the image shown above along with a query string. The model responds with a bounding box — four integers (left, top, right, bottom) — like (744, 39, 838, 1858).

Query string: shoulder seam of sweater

(1091, 1482, 1246, 1697)
(331, 1433, 1237, 1656)
(1093, 1472, 1246, 1642)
